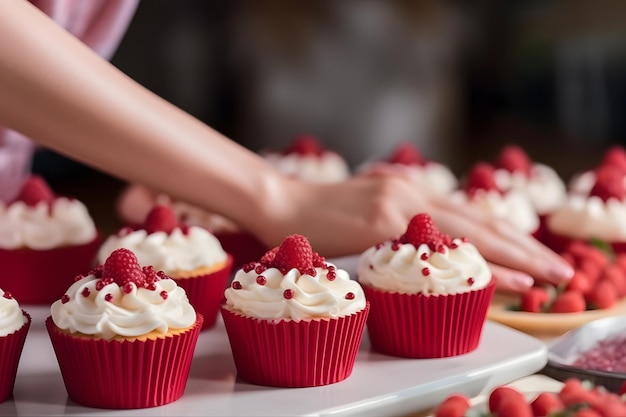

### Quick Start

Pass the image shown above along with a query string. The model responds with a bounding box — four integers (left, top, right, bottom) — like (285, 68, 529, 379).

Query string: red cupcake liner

(362, 280, 495, 358)
(173, 255, 233, 330)
(220, 303, 370, 388)
(213, 231, 268, 270)
(0, 311, 30, 404)
(46, 314, 203, 409)
(0, 234, 101, 305)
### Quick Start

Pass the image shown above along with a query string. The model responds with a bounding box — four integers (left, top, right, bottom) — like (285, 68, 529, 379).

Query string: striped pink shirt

(0, 0, 138, 201)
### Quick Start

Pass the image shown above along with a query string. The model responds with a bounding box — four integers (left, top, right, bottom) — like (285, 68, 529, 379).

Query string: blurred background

(34, 0, 626, 229)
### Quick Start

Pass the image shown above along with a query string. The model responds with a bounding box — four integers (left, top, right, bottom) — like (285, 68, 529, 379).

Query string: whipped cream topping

(357, 238, 492, 295)
(450, 189, 540, 234)
(51, 274, 196, 340)
(263, 152, 350, 183)
(0, 289, 27, 337)
(224, 262, 366, 321)
(568, 170, 596, 196)
(494, 164, 567, 214)
(0, 198, 97, 250)
(97, 226, 228, 274)
(547, 194, 626, 241)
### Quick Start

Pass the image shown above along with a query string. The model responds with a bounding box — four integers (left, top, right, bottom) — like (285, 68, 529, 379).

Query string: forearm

(0, 0, 290, 239)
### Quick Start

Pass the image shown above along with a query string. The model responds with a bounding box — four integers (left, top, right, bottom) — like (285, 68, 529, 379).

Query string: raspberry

(15, 175, 55, 207)
(270, 234, 316, 276)
(589, 167, 626, 202)
(585, 279, 617, 309)
(550, 290, 586, 313)
(601, 145, 626, 174)
(565, 270, 592, 295)
(284, 134, 324, 156)
(259, 247, 279, 266)
(530, 392, 564, 416)
(387, 142, 427, 166)
(520, 287, 551, 313)
(489, 387, 529, 415)
(495, 145, 532, 177)
(433, 394, 471, 417)
(602, 264, 626, 297)
(144, 204, 179, 234)
(102, 248, 145, 287)
(464, 162, 501, 197)
(400, 213, 449, 251)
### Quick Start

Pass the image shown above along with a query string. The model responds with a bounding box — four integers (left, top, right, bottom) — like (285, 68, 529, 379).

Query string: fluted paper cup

(173, 255, 233, 330)
(221, 303, 369, 388)
(0, 234, 101, 305)
(214, 231, 268, 270)
(0, 311, 30, 403)
(362, 279, 495, 358)
(46, 314, 203, 409)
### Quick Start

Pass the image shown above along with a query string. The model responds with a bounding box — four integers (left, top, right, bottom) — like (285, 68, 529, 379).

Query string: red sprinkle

(461, 236, 469, 242)
(420, 253, 429, 261)
(283, 289, 294, 299)
(345, 292, 355, 300)
(450, 242, 458, 249)
(95, 280, 106, 291)
(2, 291, 12, 300)
(61, 294, 70, 304)
(391, 242, 401, 251)
(73, 274, 84, 282)
(255, 265, 267, 274)
(122, 282, 134, 294)
(242, 263, 255, 273)
(81, 288, 90, 297)
(232, 281, 242, 290)
(256, 276, 267, 285)
(104, 294, 113, 302)
(467, 277, 475, 286)
(327, 271, 336, 281)
(160, 290, 168, 300)
(422, 267, 431, 276)
(437, 245, 446, 253)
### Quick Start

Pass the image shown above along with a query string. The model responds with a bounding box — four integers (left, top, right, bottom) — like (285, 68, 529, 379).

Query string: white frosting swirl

(357, 238, 492, 295)
(0, 198, 97, 250)
(224, 262, 366, 321)
(51, 274, 196, 340)
(450, 189, 540, 234)
(547, 194, 626, 241)
(0, 289, 27, 337)
(97, 226, 228, 274)
(264, 152, 350, 183)
(494, 164, 567, 214)
(405, 163, 458, 196)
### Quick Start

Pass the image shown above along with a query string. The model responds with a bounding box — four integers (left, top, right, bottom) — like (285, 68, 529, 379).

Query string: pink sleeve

(0, 0, 139, 201)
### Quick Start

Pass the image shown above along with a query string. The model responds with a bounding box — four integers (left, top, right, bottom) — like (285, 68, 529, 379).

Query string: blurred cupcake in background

(98, 204, 233, 330)
(261, 133, 351, 183)
(493, 145, 567, 238)
(451, 162, 540, 238)
(0, 175, 100, 304)
(357, 142, 458, 196)
(568, 145, 626, 196)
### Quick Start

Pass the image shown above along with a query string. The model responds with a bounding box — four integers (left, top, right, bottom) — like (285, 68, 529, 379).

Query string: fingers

(428, 195, 574, 286)
(489, 263, 535, 293)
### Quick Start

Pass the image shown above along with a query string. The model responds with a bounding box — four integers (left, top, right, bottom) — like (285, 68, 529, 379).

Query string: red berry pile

(464, 162, 502, 198)
(518, 241, 626, 313)
(434, 378, 626, 417)
(387, 142, 428, 166)
(143, 204, 180, 234)
(399, 213, 452, 252)
(495, 144, 533, 177)
(283, 134, 325, 156)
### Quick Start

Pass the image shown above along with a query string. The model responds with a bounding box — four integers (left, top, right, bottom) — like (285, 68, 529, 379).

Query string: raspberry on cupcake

(221, 234, 369, 387)
(47, 248, 202, 409)
(97, 204, 233, 330)
(357, 213, 495, 358)
(0, 175, 101, 304)
(569, 145, 626, 196)
(451, 162, 540, 237)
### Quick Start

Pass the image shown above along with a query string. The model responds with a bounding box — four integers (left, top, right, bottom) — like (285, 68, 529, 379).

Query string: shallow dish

(543, 315, 626, 392)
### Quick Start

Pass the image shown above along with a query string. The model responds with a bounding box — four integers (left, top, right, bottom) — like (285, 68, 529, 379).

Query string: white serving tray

(1, 304, 546, 417)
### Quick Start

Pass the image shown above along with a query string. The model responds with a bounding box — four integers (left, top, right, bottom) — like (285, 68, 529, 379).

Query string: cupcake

(357, 213, 495, 358)
(544, 166, 626, 253)
(451, 162, 540, 237)
(0, 175, 101, 304)
(358, 142, 458, 196)
(493, 144, 567, 237)
(262, 134, 351, 183)
(46, 248, 202, 409)
(97, 205, 233, 330)
(0, 289, 30, 404)
(569, 145, 626, 196)
(221, 234, 369, 388)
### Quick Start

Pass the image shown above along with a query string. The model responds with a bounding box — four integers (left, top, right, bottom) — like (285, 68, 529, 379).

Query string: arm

(0, 0, 572, 291)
